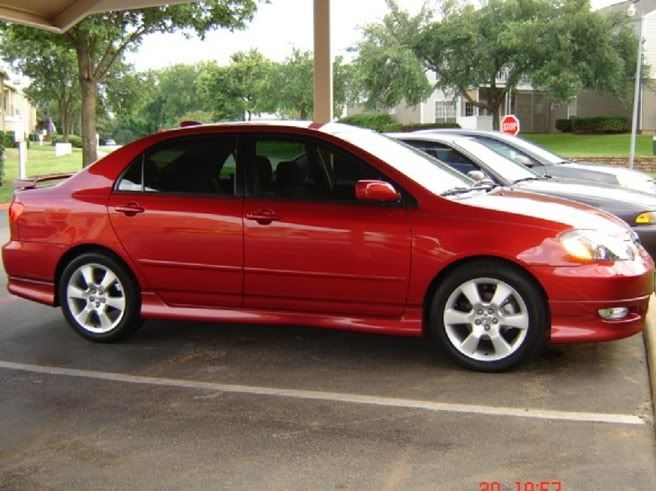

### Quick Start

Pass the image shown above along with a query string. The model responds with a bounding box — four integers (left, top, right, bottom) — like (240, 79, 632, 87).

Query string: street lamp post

(628, 1, 644, 169)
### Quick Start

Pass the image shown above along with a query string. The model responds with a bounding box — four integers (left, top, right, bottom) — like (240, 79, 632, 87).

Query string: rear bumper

(7, 277, 56, 306)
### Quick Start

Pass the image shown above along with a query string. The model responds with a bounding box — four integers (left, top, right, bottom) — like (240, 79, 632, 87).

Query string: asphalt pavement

(1, 212, 655, 490)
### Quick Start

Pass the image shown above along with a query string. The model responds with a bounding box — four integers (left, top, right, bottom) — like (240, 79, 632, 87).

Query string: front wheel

(429, 261, 547, 372)
(59, 252, 141, 342)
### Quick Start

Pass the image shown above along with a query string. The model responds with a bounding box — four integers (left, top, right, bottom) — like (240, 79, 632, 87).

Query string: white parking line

(0, 359, 646, 426)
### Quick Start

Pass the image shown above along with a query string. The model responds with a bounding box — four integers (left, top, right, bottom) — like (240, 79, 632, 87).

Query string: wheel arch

(421, 255, 550, 337)
(54, 244, 141, 307)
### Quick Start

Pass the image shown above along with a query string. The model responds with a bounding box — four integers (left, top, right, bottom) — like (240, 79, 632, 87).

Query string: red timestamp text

(479, 481, 563, 491)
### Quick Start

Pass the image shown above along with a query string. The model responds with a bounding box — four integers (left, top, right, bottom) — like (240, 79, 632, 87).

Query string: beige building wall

(2, 84, 37, 136)
(575, 90, 631, 119)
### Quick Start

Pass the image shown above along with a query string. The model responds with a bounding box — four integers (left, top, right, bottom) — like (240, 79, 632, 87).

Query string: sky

(127, 0, 622, 71)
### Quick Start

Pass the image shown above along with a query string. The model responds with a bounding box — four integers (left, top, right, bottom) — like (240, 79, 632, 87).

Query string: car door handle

(246, 209, 281, 225)
(115, 203, 145, 216)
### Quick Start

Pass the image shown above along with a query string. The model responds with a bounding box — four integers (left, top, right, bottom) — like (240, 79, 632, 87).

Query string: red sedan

(2, 122, 653, 371)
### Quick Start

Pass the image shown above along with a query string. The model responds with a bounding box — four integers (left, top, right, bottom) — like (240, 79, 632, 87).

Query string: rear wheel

(429, 260, 547, 371)
(59, 252, 141, 342)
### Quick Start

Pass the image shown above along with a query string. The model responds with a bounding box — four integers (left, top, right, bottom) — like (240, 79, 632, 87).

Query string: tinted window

(251, 138, 383, 202)
(117, 136, 238, 195)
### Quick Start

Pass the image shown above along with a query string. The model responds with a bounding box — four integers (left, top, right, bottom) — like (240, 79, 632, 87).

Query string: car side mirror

(467, 170, 488, 182)
(515, 155, 534, 167)
(355, 180, 401, 203)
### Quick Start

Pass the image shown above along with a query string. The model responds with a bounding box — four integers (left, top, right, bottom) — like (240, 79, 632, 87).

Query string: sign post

(14, 120, 27, 179)
(501, 114, 520, 136)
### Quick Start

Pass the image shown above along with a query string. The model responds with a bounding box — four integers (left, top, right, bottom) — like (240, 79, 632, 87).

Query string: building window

(464, 102, 475, 117)
(435, 101, 457, 123)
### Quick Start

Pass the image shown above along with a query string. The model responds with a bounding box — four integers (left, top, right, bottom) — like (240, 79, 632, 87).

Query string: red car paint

(2, 122, 653, 344)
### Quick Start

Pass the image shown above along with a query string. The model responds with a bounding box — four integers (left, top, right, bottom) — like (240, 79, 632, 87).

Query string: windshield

(455, 139, 538, 182)
(495, 134, 566, 164)
(336, 130, 474, 195)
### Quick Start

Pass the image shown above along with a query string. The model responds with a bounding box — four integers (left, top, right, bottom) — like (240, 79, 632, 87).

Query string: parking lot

(1, 213, 655, 491)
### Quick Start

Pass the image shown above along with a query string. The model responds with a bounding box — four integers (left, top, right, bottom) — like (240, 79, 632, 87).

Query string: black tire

(429, 260, 548, 372)
(58, 252, 141, 342)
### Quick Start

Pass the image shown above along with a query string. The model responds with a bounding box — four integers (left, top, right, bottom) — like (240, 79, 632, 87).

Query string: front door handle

(246, 209, 281, 225)
(115, 203, 145, 216)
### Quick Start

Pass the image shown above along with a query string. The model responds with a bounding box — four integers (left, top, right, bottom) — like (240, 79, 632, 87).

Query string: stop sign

(501, 114, 520, 136)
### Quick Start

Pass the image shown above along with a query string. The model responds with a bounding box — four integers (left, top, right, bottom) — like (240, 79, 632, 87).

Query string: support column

(313, 0, 332, 123)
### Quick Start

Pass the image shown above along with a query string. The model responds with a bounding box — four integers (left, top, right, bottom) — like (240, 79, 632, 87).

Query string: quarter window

(116, 136, 239, 196)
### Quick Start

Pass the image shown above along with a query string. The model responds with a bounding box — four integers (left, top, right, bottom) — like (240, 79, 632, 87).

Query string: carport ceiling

(0, 0, 194, 33)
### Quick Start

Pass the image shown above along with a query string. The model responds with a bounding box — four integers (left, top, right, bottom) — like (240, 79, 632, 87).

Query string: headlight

(559, 229, 636, 262)
(635, 212, 656, 225)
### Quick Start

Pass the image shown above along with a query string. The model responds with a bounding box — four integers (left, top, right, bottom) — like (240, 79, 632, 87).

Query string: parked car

(102, 138, 117, 146)
(415, 129, 656, 194)
(3, 123, 653, 371)
(392, 132, 656, 260)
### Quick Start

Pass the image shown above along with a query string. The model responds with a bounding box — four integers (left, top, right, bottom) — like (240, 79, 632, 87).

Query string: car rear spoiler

(14, 173, 75, 190)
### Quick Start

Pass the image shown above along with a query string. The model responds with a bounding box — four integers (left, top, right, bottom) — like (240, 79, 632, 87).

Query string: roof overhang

(0, 0, 195, 33)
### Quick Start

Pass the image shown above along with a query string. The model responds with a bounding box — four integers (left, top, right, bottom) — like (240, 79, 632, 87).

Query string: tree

(266, 50, 355, 119)
(0, 35, 80, 141)
(199, 50, 274, 121)
(351, 8, 432, 111)
(1, 1, 257, 165)
(355, 0, 640, 130)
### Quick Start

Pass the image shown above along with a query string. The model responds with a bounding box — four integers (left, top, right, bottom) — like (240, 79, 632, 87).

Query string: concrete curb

(643, 294, 656, 421)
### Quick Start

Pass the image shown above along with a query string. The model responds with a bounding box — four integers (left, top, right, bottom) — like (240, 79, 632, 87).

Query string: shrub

(52, 134, 83, 148)
(571, 116, 628, 134)
(555, 118, 574, 133)
(0, 131, 15, 148)
(392, 122, 461, 132)
(339, 113, 395, 132)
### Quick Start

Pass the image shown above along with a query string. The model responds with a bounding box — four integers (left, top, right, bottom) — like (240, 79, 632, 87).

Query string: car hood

(534, 164, 620, 186)
(461, 188, 630, 236)
(514, 179, 656, 219)
(565, 162, 656, 194)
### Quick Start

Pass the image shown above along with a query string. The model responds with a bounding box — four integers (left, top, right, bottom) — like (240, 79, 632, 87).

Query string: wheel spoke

(100, 269, 118, 290)
(460, 332, 481, 355)
(80, 265, 95, 288)
(97, 307, 113, 331)
(67, 285, 86, 300)
(105, 296, 125, 311)
(489, 333, 513, 357)
(501, 313, 529, 330)
(444, 308, 470, 325)
(459, 281, 481, 306)
(490, 282, 512, 307)
(75, 306, 93, 327)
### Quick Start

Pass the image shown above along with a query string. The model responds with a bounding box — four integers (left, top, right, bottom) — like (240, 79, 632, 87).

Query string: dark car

(415, 129, 656, 195)
(391, 132, 656, 259)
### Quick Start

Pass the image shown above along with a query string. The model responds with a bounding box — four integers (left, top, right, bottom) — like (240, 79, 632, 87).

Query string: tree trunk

(492, 107, 500, 130)
(76, 40, 98, 166)
(58, 99, 68, 142)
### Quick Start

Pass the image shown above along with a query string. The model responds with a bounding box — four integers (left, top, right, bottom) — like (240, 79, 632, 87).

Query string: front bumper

(531, 256, 654, 343)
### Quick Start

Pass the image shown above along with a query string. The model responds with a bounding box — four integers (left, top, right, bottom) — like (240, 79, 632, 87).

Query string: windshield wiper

(513, 177, 542, 184)
(440, 183, 498, 196)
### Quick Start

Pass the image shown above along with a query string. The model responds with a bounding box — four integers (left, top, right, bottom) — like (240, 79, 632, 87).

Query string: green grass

(0, 145, 83, 203)
(522, 133, 655, 158)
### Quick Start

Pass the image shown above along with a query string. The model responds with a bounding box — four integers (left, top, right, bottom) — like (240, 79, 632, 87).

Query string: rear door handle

(115, 203, 145, 216)
(246, 209, 281, 225)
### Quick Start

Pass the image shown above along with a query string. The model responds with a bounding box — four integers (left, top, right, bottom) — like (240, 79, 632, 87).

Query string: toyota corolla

(2, 122, 653, 371)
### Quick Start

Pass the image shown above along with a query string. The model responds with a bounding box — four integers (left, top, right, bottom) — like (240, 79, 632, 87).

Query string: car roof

(159, 120, 372, 139)
(386, 132, 473, 145)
